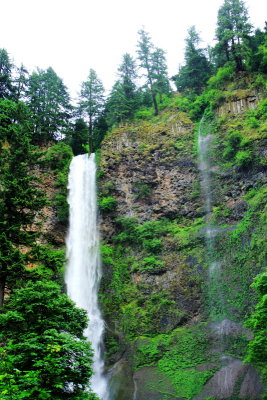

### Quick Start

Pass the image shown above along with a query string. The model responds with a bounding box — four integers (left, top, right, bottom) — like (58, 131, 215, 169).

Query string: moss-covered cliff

(98, 83, 266, 399)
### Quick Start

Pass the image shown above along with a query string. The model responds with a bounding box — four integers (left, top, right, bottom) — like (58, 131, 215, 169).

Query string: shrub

(99, 196, 117, 212)
(133, 182, 152, 200)
(132, 256, 165, 274)
(235, 150, 253, 168)
(41, 142, 73, 171)
(207, 65, 234, 89)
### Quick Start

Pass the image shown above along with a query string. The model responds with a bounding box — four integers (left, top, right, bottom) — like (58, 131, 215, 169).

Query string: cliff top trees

(174, 26, 212, 96)
(0, 49, 14, 99)
(106, 53, 139, 125)
(78, 69, 105, 153)
(214, 0, 252, 70)
(0, 99, 47, 306)
(27, 67, 72, 144)
(137, 29, 169, 115)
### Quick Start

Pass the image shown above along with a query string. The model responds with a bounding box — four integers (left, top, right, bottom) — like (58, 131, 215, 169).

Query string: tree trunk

(0, 277, 6, 307)
(151, 90, 159, 116)
(88, 115, 93, 154)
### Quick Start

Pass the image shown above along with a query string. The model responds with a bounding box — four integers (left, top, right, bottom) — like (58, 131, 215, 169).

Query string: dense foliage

(0, 0, 266, 398)
(0, 281, 97, 399)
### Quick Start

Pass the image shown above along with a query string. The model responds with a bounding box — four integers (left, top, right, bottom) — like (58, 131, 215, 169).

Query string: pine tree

(78, 69, 105, 153)
(137, 29, 159, 115)
(27, 67, 72, 144)
(106, 53, 140, 125)
(152, 47, 171, 102)
(0, 49, 14, 99)
(70, 118, 89, 155)
(214, 0, 252, 70)
(174, 26, 212, 95)
(0, 99, 47, 306)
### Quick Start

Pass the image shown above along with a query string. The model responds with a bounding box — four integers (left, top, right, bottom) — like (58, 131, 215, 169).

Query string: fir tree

(137, 29, 159, 115)
(27, 67, 72, 144)
(0, 99, 46, 306)
(78, 69, 105, 153)
(0, 49, 14, 99)
(174, 26, 212, 95)
(214, 0, 252, 70)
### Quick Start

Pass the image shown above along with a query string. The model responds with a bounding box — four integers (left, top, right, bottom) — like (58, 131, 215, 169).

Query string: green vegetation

(99, 196, 118, 212)
(41, 142, 73, 223)
(0, 281, 98, 399)
(245, 272, 267, 387)
(134, 326, 214, 399)
(0, 1, 267, 398)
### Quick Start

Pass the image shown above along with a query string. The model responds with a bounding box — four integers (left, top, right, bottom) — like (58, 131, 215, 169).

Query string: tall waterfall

(198, 117, 224, 317)
(65, 153, 109, 400)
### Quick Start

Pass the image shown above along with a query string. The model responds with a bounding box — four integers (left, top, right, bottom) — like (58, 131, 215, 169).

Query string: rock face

(217, 91, 260, 116)
(100, 113, 199, 240)
(99, 95, 266, 400)
(194, 359, 264, 400)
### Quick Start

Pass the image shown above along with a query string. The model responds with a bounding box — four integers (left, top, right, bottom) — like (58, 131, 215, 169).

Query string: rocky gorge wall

(98, 93, 267, 399)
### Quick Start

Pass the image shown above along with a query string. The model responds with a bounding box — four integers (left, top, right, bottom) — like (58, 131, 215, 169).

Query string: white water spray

(65, 153, 109, 400)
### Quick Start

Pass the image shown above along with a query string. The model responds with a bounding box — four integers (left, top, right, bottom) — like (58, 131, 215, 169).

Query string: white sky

(0, 0, 266, 100)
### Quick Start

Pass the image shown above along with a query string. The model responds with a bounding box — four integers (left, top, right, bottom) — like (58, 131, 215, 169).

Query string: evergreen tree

(0, 99, 46, 306)
(13, 64, 29, 101)
(214, 0, 252, 70)
(137, 29, 159, 115)
(27, 67, 72, 144)
(70, 118, 89, 155)
(174, 26, 212, 95)
(0, 281, 98, 399)
(106, 54, 140, 125)
(152, 47, 170, 102)
(78, 69, 105, 153)
(247, 24, 267, 73)
(0, 49, 14, 99)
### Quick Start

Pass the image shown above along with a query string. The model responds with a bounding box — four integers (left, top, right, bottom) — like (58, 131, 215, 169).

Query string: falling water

(198, 117, 221, 275)
(65, 153, 109, 400)
(198, 116, 225, 319)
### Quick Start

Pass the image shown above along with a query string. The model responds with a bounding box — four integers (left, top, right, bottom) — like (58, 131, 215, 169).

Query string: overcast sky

(0, 0, 266, 100)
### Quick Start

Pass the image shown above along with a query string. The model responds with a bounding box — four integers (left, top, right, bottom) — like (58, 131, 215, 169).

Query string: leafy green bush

(223, 130, 252, 168)
(245, 272, 267, 385)
(0, 281, 96, 399)
(132, 256, 165, 274)
(235, 149, 253, 168)
(142, 238, 163, 253)
(207, 65, 235, 89)
(41, 142, 73, 171)
(134, 106, 154, 120)
(99, 196, 117, 212)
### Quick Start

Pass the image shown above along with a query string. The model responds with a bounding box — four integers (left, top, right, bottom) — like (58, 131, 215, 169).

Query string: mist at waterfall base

(65, 153, 109, 400)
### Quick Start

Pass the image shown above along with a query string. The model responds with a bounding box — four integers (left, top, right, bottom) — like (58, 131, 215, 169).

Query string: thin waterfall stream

(65, 153, 109, 400)
(198, 116, 226, 322)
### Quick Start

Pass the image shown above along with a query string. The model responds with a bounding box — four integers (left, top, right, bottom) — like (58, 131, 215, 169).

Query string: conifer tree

(174, 26, 212, 95)
(27, 67, 72, 144)
(106, 53, 139, 125)
(0, 49, 14, 99)
(0, 100, 47, 306)
(214, 0, 252, 70)
(137, 29, 159, 115)
(78, 69, 105, 153)
(152, 47, 171, 102)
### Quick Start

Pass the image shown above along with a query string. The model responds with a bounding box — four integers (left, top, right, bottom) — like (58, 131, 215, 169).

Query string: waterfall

(65, 153, 109, 400)
(198, 117, 225, 318)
